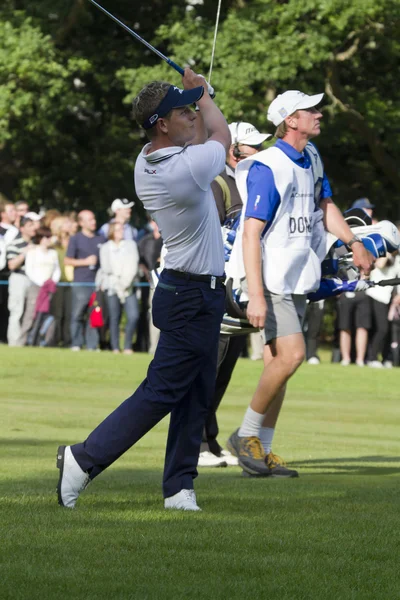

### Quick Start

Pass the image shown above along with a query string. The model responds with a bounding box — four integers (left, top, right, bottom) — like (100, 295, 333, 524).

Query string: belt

(166, 269, 225, 289)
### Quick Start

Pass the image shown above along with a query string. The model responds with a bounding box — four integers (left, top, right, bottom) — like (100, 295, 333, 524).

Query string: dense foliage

(1, 0, 399, 222)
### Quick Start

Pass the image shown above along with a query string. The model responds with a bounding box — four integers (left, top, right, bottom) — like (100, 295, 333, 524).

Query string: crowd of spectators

(0, 194, 162, 353)
(0, 192, 399, 366)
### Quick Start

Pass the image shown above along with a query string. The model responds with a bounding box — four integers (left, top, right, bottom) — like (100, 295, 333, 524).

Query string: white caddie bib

(227, 144, 324, 295)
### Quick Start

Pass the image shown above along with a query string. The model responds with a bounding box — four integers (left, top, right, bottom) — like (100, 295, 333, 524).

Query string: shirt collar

(142, 144, 186, 164)
(275, 139, 310, 168)
(225, 164, 236, 179)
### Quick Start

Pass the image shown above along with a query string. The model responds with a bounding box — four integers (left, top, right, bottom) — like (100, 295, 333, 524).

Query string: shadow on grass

(292, 455, 400, 476)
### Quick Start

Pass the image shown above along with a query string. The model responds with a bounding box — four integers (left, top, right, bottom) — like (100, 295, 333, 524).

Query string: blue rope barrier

(0, 280, 151, 287)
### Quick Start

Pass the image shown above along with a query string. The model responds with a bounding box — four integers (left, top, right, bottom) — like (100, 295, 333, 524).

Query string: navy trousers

(71, 270, 225, 498)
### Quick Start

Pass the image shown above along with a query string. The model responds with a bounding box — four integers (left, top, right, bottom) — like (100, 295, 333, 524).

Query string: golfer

(227, 90, 373, 476)
(56, 68, 230, 511)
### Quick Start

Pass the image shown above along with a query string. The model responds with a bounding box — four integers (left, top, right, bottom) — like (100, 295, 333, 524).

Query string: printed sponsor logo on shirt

(144, 168, 157, 175)
(254, 195, 261, 210)
(290, 187, 313, 199)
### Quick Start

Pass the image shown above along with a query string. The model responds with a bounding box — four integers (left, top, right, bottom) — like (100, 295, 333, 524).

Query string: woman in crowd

(20, 226, 61, 344)
(50, 216, 74, 346)
(96, 222, 140, 354)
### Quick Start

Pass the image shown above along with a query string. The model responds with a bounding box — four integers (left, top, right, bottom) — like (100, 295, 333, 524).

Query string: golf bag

(222, 207, 400, 335)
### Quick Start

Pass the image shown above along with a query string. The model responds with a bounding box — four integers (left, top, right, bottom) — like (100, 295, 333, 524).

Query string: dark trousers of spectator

(107, 292, 139, 351)
(305, 301, 324, 360)
(201, 334, 247, 455)
(368, 298, 390, 362)
(71, 271, 225, 498)
(70, 285, 99, 350)
(51, 286, 72, 347)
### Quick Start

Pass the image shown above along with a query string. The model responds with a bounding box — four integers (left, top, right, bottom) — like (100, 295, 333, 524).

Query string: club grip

(167, 59, 184, 76)
(376, 277, 400, 287)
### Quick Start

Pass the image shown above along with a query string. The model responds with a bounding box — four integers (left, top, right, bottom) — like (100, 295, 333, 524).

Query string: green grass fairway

(1, 346, 400, 600)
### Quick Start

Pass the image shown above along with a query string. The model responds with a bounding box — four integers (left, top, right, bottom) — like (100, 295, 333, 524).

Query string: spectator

(65, 210, 105, 351)
(97, 222, 140, 354)
(42, 209, 62, 230)
(350, 197, 375, 217)
(50, 216, 74, 347)
(98, 198, 138, 241)
(137, 219, 163, 354)
(337, 289, 372, 366)
(304, 300, 325, 364)
(6, 215, 36, 346)
(20, 226, 61, 345)
(14, 201, 29, 228)
(365, 255, 397, 368)
(0, 236, 6, 270)
(64, 211, 79, 236)
(0, 199, 18, 244)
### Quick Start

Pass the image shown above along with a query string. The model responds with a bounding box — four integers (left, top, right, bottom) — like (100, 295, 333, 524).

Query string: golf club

(87, 0, 184, 76)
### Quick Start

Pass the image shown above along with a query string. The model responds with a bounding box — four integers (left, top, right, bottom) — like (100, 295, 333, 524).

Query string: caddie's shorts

(263, 290, 307, 344)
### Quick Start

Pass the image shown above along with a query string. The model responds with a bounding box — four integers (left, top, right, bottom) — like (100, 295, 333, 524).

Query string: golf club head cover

(308, 277, 372, 302)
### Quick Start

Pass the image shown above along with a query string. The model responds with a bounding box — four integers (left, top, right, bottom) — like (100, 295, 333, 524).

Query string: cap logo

(149, 114, 158, 125)
(173, 86, 183, 94)
(278, 108, 288, 118)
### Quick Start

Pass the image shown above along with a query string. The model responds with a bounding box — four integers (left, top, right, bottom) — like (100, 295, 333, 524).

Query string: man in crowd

(199, 121, 271, 468)
(56, 68, 231, 511)
(65, 210, 105, 351)
(6, 215, 36, 346)
(14, 201, 29, 228)
(0, 198, 18, 245)
(227, 90, 373, 477)
(98, 198, 138, 241)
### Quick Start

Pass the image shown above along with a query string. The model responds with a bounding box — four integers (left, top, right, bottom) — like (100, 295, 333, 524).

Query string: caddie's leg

(249, 333, 305, 415)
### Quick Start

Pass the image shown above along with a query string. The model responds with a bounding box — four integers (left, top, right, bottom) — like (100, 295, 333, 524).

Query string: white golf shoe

(57, 445, 90, 508)
(197, 451, 227, 468)
(164, 489, 201, 511)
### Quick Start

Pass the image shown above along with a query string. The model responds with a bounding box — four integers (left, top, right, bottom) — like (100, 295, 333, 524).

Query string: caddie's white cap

(111, 198, 134, 213)
(229, 122, 271, 146)
(267, 91, 324, 126)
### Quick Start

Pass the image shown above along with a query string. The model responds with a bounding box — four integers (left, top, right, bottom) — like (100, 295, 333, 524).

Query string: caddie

(56, 68, 231, 511)
(226, 90, 373, 476)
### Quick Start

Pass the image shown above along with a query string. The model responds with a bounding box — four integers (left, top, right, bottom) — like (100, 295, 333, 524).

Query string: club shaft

(375, 277, 400, 287)
(87, 0, 184, 75)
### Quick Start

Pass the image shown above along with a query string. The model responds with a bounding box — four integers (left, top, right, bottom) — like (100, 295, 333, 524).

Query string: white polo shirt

(134, 140, 226, 276)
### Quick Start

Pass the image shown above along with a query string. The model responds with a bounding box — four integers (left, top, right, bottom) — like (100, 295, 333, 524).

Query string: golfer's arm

(320, 197, 355, 244)
(243, 218, 265, 298)
(196, 95, 231, 151)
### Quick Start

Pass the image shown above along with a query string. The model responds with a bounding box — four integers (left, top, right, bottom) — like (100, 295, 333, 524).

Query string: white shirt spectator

(25, 247, 61, 287)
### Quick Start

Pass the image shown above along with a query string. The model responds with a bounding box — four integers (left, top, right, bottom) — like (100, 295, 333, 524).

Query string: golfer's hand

(352, 242, 374, 276)
(182, 68, 208, 95)
(247, 295, 267, 329)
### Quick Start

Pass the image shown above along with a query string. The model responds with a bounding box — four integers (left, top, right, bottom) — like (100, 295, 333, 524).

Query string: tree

(119, 0, 400, 218)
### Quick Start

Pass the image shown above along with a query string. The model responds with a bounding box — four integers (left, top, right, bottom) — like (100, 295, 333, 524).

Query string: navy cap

(142, 85, 204, 130)
(351, 198, 375, 210)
